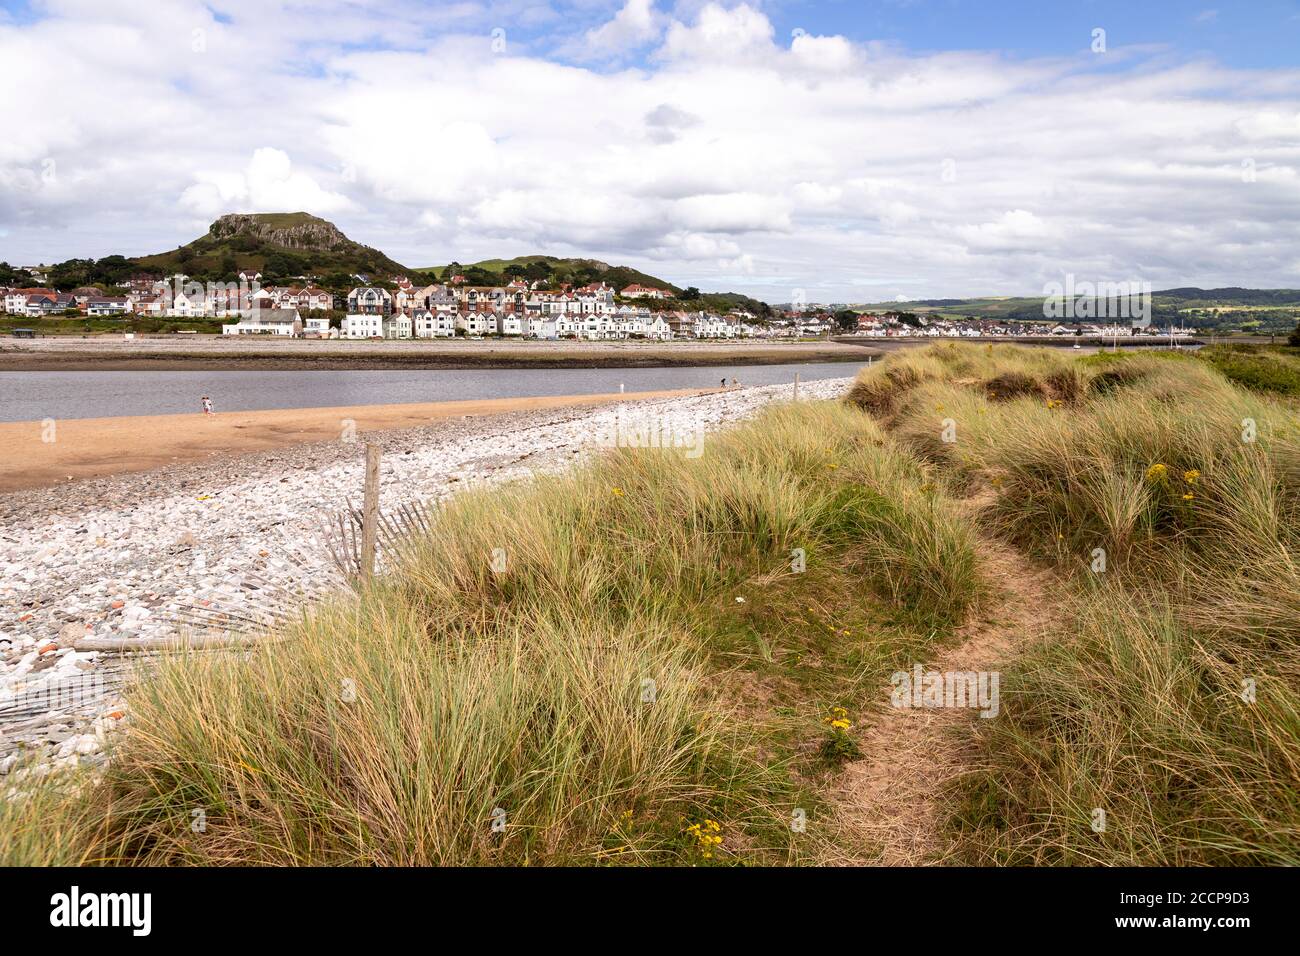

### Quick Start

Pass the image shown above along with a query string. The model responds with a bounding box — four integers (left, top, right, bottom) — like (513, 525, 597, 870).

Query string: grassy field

(1194, 343, 1300, 397)
(4, 342, 1296, 866)
(0, 316, 222, 335)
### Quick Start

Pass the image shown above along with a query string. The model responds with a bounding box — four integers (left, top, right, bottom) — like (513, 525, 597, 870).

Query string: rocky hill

(131, 212, 410, 284)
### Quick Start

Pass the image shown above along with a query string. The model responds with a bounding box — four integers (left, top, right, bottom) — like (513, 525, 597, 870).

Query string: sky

(1, 0, 1298, 303)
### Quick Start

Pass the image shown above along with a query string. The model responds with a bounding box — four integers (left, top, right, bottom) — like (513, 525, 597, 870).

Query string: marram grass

(851, 343, 1300, 865)
(4, 400, 982, 866)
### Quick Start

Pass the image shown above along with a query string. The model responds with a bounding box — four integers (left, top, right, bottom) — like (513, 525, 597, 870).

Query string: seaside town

(1, 265, 1180, 341)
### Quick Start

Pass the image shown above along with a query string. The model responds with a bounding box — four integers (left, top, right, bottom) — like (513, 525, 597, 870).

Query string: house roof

(246, 307, 300, 323)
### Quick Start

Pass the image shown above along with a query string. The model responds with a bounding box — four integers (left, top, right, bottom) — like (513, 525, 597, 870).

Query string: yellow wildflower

(1145, 463, 1168, 482)
(684, 819, 723, 858)
(611, 487, 624, 497)
(823, 706, 852, 731)
(1183, 469, 1200, 484)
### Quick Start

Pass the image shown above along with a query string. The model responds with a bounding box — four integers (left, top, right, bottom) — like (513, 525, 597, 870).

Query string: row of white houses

(220, 307, 752, 339)
(336, 309, 749, 340)
(351, 282, 621, 317)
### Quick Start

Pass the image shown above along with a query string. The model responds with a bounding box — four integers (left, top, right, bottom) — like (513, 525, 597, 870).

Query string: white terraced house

(386, 312, 413, 339)
(527, 316, 558, 339)
(645, 315, 673, 339)
(412, 309, 456, 338)
(574, 283, 616, 314)
(615, 314, 645, 338)
(529, 314, 581, 339)
(579, 314, 610, 340)
(456, 312, 495, 336)
(269, 286, 333, 312)
(343, 313, 384, 338)
(498, 313, 524, 336)
(4, 289, 46, 313)
(221, 308, 303, 336)
(168, 289, 208, 317)
(85, 296, 131, 316)
(304, 315, 334, 336)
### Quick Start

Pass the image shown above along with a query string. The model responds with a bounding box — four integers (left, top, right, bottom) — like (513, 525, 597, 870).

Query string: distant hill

(855, 288, 1300, 331)
(131, 212, 411, 285)
(422, 255, 679, 292)
(19, 218, 766, 316)
(422, 255, 772, 316)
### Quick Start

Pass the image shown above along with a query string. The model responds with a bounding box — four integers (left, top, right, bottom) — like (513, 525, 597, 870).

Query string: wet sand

(0, 387, 707, 492)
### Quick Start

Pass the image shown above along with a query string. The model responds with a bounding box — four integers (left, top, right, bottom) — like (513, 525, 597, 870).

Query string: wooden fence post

(361, 443, 381, 579)
(793, 372, 801, 401)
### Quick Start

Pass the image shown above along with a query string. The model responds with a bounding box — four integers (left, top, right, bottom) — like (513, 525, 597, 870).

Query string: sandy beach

(0, 387, 707, 492)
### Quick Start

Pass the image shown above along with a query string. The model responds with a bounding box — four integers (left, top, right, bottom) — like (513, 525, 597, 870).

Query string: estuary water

(0, 361, 867, 422)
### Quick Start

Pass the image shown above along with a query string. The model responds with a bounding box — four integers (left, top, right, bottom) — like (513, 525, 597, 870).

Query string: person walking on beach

(201, 395, 213, 415)
(720, 377, 727, 390)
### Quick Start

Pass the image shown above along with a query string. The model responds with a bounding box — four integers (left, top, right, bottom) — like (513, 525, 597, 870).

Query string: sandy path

(828, 532, 1060, 865)
(0, 388, 707, 492)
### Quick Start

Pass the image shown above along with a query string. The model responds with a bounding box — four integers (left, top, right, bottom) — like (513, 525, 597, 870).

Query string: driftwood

(361, 443, 380, 579)
(72, 634, 273, 653)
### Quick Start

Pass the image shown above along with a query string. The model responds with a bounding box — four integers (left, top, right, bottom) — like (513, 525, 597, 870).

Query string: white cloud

(1, 0, 1298, 300)
(790, 32, 858, 72)
(955, 210, 1053, 252)
(659, 2, 774, 62)
(583, 0, 663, 56)
(179, 148, 353, 218)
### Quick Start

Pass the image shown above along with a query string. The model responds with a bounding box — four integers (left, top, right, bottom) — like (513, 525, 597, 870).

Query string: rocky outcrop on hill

(208, 213, 351, 253)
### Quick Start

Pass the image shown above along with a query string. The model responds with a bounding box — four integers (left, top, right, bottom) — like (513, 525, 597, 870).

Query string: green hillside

(423, 256, 772, 317)
(422, 255, 677, 292)
(131, 212, 411, 287)
(11, 220, 773, 315)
